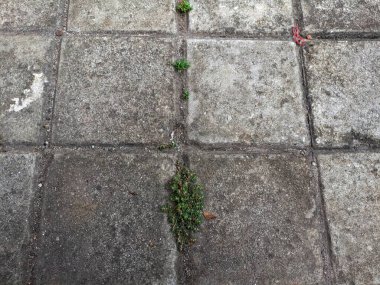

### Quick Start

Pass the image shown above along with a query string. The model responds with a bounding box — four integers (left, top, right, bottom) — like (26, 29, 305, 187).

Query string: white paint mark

(305, 200, 316, 219)
(8, 72, 47, 112)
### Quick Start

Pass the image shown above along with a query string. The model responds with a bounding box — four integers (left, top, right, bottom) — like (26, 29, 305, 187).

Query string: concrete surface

(306, 41, 380, 148)
(181, 152, 324, 284)
(190, 0, 293, 36)
(302, 0, 380, 33)
(319, 153, 380, 285)
(68, 0, 176, 33)
(187, 39, 309, 146)
(0, 153, 37, 284)
(0, 35, 55, 144)
(0, 0, 379, 284)
(52, 36, 177, 145)
(36, 151, 177, 284)
(0, 0, 59, 30)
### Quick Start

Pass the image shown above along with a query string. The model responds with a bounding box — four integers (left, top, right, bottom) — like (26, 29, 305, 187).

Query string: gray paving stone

(68, 0, 176, 33)
(0, 0, 59, 30)
(187, 39, 309, 146)
(302, 0, 380, 33)
(190, 0, 293, 36)
(36, 150, 177, 284)
(0, 35, 55, 144)
(181, 152, 324, 284)
(0, 153, 37, 284)
(52, 36, 177, 145)
(306, 41, 380, 148)
(319, 153, 380, 285)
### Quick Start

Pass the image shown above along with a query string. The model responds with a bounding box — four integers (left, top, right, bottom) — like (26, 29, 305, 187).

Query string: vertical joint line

(299, 47, 317, 148)
(64, 0, 71, 30)
(293, 0, 334, 283)
(315, 154, 336, 284)
(46, 36, 63, 146)
(25, 153, 54, 284)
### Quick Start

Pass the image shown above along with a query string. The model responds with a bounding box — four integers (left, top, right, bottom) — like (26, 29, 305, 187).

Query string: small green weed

(161, 165, 204, 251)
(183, 90, 190, 100)
(176, 0, 193, 13)
(173, 59, 190, 71)
(158, 141, 177, 151)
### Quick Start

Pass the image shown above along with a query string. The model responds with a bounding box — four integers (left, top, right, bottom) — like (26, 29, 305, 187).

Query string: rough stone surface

(53, 36, 177, 145)
(319, 153, 380, 285)
(68, 0, 176, 33)
(187, 39, 309, 146)
(306, 41, 380, 148)
(0, 153, 37, 284)
(36, 150, 177, 284)
(302, 0, 380, 33)
(190, 0, 293, 36)
(0, 35, 55, 144)
(0, 0, 59, 30)
(181, 152, 324, 284)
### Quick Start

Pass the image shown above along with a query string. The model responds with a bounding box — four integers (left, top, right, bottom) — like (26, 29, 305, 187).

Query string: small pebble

(55, 30, 64, 37)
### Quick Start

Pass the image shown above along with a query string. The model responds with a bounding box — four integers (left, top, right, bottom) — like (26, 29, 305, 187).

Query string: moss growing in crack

(173, 59, 190, 71)
(161, 164, 204, 251)
(183, 90, 190, 100)
(176, 0, 193, 13)
(158, 141, 177, 151)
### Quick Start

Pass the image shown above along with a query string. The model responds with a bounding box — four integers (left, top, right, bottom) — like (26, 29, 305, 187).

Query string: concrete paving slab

(0, 35, 55, 144)
(0, 153, 37, 284)
(68, 0, 176, 33)
(36, 150, 177, 284)
(187, 39, 309, 147)
(52, 36, 177, 145)
(319, 153, 380, 284)
(190, 0, 293, 36)
(301, 0, 380, 33)
(306, 41, 380, 148)
(0, 0, 59, 30)
(181, 152, 324, 284)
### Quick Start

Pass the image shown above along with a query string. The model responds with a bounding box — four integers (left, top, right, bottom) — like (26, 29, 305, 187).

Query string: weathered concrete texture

(68, 0, 176, 33)
(181, 152, 324, 284)
(53, 36, 177, 145)
(190, 0, 293, 35)
(302, 0, 380, 33)
(0, 35, 55, 144)
(187, 40, 309, 146)
(0, 0, 59, 30)
(319, 153, 380, 285)
(306, 41, 380, 148)
(36, 151, 177, 284)
(0, 153, 37, 284)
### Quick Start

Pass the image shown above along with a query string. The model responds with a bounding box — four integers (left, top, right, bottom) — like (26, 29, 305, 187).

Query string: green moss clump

(183, 90, 190, 100)
(161, 165, 204, 251)
(173, 59, 190, 71)
(158, 141, 177, 151)
(176, 0, 193, 13)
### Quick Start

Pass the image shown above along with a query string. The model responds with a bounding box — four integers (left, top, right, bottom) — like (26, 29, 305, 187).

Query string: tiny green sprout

(158, 141, 177, 151)
(176, 0, 193, 13)
(183, 90, 190, 100)
(161, 164, 204, 251)
(173, 59, 190, 71)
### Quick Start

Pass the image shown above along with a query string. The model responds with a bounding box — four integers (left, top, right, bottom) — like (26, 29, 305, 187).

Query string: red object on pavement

(292, 25, 308, 47)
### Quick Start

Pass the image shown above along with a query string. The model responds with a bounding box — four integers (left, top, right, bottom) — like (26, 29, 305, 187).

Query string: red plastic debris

(292, 25, 309, 47)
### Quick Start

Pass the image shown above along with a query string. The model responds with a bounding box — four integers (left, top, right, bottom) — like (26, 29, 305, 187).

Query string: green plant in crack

(161, 164, 204, 251)
(158, 141, 177, 151)
(183, 90, 190, 100)
(176, 0, 193, 13)
(173, 59, 190, 71)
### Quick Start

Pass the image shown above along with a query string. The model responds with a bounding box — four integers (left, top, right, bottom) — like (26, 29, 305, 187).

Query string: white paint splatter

(8, 72, 47, 112)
